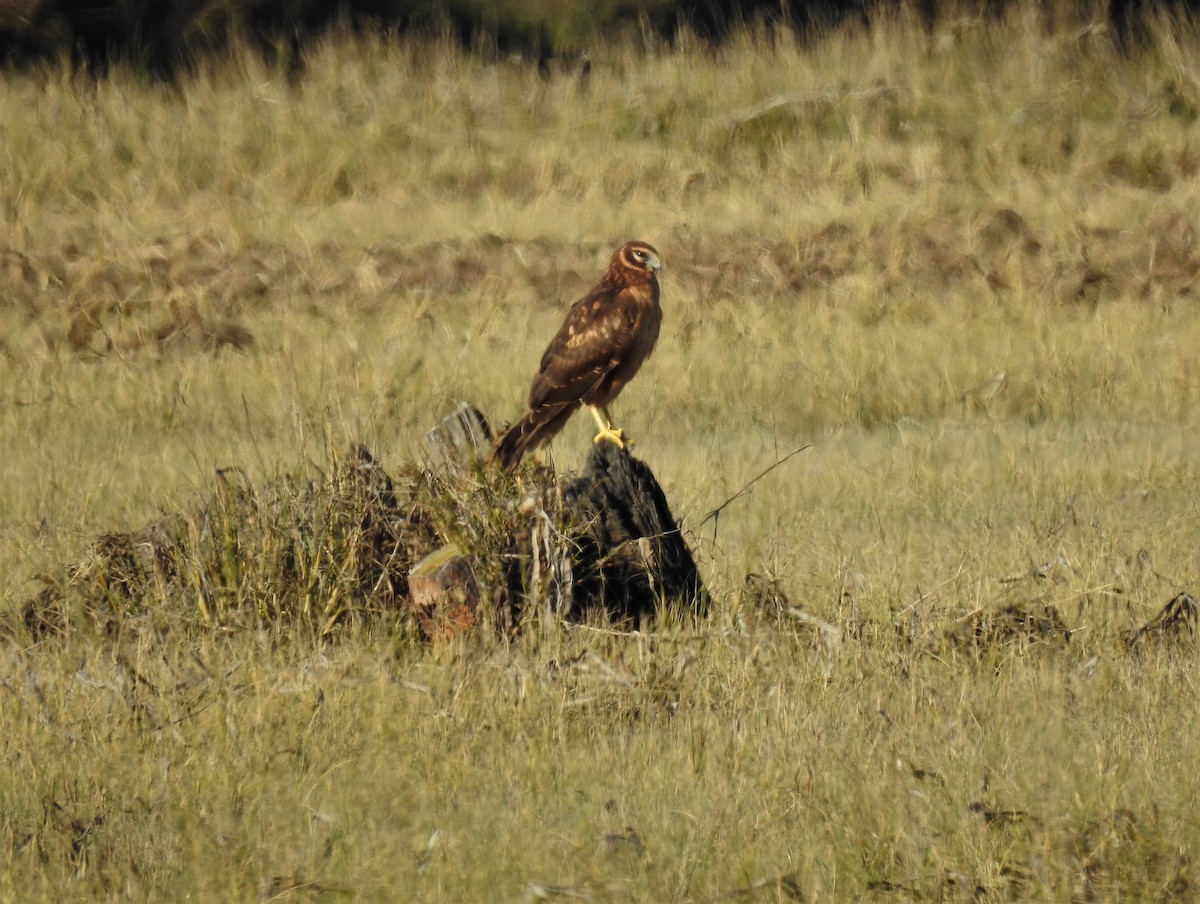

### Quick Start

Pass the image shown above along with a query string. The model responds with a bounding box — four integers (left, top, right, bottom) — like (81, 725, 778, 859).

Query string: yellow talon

(587, 405, 632, 449)
(592, 425, 631, 448)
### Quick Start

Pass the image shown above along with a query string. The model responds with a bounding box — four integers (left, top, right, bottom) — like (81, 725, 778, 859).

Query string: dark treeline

(0, 0, 1196, 79)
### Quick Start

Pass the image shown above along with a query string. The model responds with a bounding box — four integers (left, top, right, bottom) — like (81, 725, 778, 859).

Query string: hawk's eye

(633, 250, 646, 261)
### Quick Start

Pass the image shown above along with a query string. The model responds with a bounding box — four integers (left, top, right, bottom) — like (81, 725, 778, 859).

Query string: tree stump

(410, 404, 708, 638)
(560, 440, 708, 623)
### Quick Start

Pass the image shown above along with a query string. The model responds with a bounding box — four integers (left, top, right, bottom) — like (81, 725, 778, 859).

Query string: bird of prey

(493, 240, 663, 471)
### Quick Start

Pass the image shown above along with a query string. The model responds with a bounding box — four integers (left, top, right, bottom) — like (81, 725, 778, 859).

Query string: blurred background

(2, 0, 1197, 81)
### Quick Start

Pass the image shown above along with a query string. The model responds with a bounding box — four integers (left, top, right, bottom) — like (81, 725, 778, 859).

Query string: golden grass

(4, 6, 1200, 900)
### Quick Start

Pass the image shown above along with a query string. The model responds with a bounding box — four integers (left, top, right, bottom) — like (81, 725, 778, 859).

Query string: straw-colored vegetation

(4, 6, 1200, 900)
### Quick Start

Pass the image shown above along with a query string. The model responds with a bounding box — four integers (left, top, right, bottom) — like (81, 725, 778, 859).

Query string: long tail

(492, 403, 576, 471)
(493, 416, 537, 471)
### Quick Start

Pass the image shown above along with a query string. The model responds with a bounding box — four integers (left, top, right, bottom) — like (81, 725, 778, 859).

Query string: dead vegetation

(16, 444, 435, 639)
(1124, 591, 1199, 649)
(4, 205, 1200, 360)
(12, 411, 708, 645)
(738, 560, 1198, 666)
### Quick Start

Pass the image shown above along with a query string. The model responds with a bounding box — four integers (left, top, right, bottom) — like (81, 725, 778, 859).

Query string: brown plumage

(494, 241, 663, 471)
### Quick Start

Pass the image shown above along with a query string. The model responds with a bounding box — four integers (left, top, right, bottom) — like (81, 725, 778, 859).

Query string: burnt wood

(559, 441, 708, 624)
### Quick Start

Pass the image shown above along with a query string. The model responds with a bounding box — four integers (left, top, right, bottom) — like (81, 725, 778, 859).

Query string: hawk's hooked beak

(648, 255, 663, 272)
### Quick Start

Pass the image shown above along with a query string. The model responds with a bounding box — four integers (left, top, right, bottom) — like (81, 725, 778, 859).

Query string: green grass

(4, 6, 1200, 900)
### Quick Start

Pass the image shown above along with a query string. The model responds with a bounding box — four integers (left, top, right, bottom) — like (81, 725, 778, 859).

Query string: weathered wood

(409, 543, 481, 641)
(422, 401, 493, 473)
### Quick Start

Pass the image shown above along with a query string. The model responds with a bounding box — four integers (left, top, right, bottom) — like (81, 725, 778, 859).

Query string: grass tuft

(14, 445, 439, 641)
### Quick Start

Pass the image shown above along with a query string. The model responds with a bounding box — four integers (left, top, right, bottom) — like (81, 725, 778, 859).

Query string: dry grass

(4, 6, 1200, 900)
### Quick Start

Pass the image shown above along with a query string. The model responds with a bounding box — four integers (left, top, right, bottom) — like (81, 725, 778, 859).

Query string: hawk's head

(610, 241, 662, 285)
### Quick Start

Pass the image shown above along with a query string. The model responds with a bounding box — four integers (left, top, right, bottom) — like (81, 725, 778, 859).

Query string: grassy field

(4, 6, 1200, 900)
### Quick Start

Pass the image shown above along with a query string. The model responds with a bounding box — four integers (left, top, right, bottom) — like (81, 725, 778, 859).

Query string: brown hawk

(494, 241, 663, 471)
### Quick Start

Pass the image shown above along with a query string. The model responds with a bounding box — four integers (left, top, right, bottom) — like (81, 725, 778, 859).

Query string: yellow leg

(587, 405, 632, 448)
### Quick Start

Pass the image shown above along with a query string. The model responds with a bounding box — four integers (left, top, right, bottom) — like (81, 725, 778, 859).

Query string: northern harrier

(494, 241, 663, 471)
